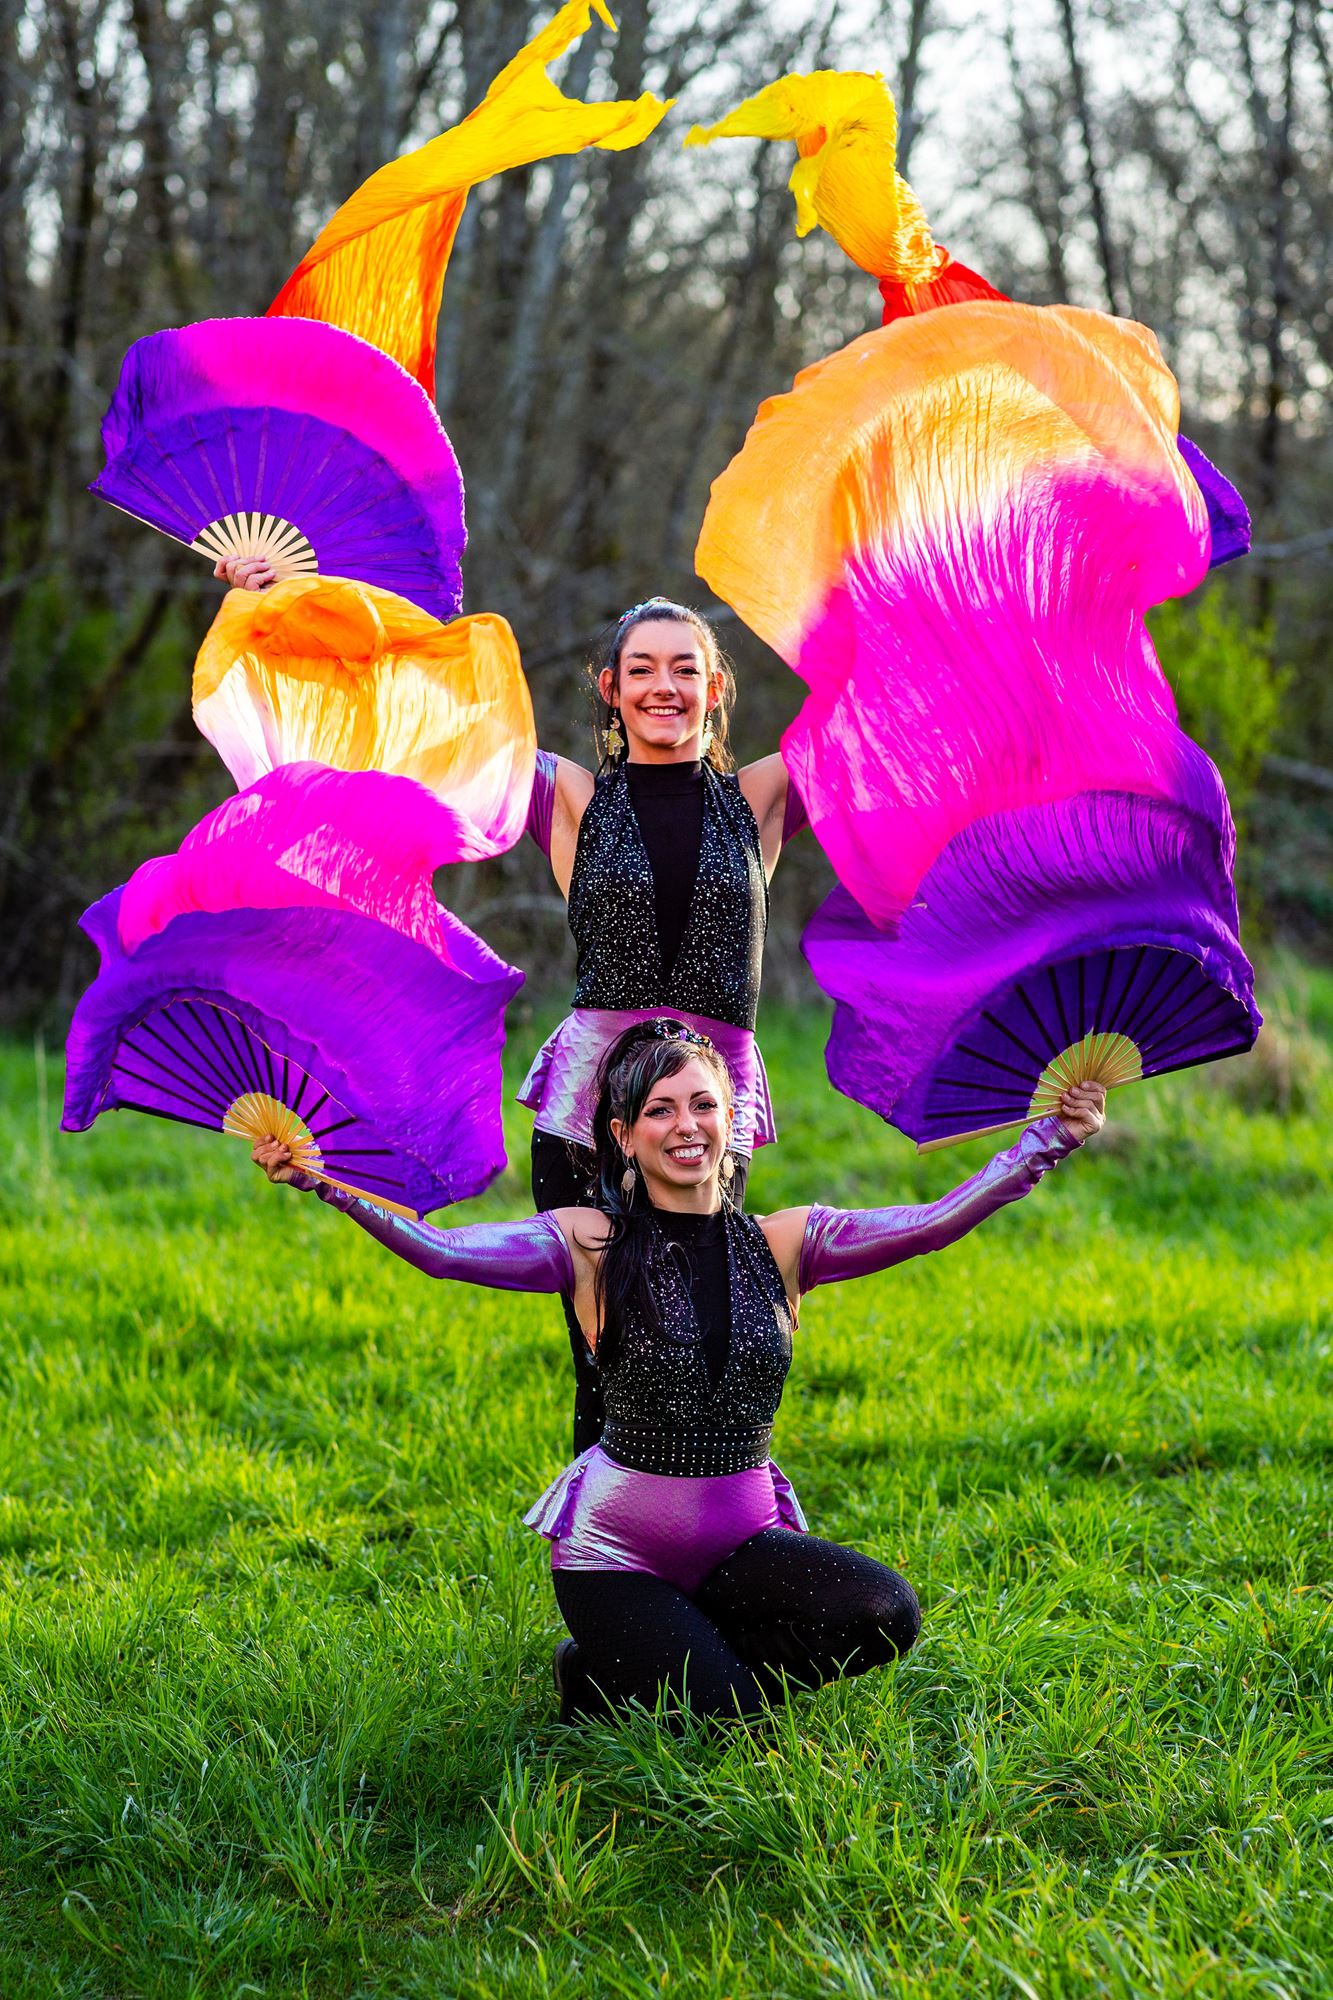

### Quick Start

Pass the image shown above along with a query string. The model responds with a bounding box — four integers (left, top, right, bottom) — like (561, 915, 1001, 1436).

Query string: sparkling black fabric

(552, 1530, 922, 1724)
(597, 1205, 793, 1478)
(529, 1133, 751, 1457)
(568, 759, 767, 1029)
(652, 1206, 731, 1389)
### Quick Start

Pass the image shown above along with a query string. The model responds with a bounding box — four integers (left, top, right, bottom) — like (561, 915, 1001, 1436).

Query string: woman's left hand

(1056, 1081, 1106, 1142)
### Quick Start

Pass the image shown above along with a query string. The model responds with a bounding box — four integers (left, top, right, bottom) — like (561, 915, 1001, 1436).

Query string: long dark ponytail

(586, 1019, 736, 1366)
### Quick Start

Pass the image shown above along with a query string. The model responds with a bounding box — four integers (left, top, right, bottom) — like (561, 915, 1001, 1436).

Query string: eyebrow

(623, 649, 700, 663)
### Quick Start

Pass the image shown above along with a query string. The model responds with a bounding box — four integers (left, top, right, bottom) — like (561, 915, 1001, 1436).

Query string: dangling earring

(606, 709, 624, 760)
(720, 1152, 736, 1184)
(700, 709, 714, 756)
(620, 1159, 637, 1201)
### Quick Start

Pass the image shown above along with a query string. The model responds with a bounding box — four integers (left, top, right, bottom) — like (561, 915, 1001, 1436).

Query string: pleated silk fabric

(194, 577, 535, 859)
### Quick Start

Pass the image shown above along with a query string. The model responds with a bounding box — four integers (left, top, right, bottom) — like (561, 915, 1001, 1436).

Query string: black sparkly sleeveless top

(599, 1206, 794, 1478)
(567, 759, 767, 1030)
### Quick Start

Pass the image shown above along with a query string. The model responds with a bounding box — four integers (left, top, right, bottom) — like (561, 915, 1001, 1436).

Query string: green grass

(2, 977, 1332, 1999)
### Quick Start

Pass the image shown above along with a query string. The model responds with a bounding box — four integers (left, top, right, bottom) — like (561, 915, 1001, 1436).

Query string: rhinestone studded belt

(600, 1421, 774, 1478)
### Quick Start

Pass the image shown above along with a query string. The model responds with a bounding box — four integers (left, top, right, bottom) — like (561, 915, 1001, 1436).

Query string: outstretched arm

(798, 1116, 1076, 1294)
(316, 1183, 577, 1292)
(762, 1084, 1105, 1299)
(251, 1139, 581, 1293)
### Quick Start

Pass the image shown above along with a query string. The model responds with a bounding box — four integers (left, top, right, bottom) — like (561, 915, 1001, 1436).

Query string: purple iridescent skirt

(524, 1445, 807, 1595)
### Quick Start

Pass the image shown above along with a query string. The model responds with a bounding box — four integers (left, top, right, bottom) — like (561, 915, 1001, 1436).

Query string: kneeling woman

(253, 1024, 1104, 1723)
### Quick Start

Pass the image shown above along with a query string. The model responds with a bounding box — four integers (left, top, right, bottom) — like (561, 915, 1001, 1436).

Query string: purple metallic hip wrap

(518, 1007, 776, 1155)
(524, 1445, 807, 1595)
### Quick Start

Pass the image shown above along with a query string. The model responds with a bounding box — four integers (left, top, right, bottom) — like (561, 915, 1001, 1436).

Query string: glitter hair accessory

(606, 1020, 720, 1095)
(613, 596, 692, 636)
(646, 1021, 714, 1049)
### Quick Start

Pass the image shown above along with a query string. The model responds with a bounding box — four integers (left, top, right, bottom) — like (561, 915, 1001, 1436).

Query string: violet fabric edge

(61, 901, 521, 1215)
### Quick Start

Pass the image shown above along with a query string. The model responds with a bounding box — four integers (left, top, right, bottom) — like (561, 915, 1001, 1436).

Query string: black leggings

(552, 1529, 920, 1724)
(530, 1128, 751, 1456)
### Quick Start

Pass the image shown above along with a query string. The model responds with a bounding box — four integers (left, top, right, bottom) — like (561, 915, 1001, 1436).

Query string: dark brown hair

(586, 1019, 736, 1359)
(589, 598, 736, 772)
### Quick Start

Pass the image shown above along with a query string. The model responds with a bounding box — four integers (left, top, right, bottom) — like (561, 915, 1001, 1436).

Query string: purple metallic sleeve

(525, 749, 559, 860)
(315, 1182, 576, 1292)
(798, 1115, 1079, 1294)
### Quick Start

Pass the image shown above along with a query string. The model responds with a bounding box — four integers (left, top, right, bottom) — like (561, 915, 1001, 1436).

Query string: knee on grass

(820, 1569, 923, 1672)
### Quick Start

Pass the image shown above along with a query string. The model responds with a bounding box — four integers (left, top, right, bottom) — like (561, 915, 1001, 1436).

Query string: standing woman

(213, 565, 801, 1452)
(522, 598, 803, 1452)
(252, 1019, 1105, 1726)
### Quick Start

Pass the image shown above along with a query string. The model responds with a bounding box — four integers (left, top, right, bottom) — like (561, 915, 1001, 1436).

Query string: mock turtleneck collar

(625, 758, 703, 793)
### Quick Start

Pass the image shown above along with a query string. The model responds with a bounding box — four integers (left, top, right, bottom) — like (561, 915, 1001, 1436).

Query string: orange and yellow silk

(270, 2, 670, 395)
(194, 577, 536, 860)
(686, 69, 1000, 317)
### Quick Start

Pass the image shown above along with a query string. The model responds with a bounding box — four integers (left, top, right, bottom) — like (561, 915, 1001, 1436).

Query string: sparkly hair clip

(647, 1020, 714, 1050)
(614, 595, 688, 633)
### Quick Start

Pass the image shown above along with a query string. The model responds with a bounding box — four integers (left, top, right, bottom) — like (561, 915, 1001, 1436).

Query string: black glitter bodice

(568, 760, 767, 1030)
(599, 1206, 794, 1477)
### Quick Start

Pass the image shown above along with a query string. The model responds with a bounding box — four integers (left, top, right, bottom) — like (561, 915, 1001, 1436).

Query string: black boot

(552, 1637, 613, 1724)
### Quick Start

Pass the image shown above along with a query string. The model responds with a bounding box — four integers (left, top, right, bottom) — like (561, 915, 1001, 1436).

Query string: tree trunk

(1056, 0, 1126, 315)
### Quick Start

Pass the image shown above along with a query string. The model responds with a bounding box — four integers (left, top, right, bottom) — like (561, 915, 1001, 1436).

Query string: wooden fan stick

(192, 511, 319, 581)
(1028, 1030, 1143, 1116)
(221, 1091, 418, 1220)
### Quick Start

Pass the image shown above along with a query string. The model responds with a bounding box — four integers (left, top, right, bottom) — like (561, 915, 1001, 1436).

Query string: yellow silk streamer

(194, 577, 536, 857)
(686, 68, 946, 284)
(270, 1, 671, 394)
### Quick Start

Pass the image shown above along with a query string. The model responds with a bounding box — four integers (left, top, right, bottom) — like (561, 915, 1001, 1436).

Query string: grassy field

(2, 972, 1332, 2000)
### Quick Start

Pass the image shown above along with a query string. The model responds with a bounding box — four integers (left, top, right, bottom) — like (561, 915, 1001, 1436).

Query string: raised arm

(760, 1083, 1104, 1300)
(524, 751, 593, 897)
(739, 752, 797, 878)
(524, 748, 560, 859)
(796, 1115, 1080, 1295)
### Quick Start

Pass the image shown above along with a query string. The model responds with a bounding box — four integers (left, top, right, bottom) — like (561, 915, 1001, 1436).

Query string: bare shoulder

(756, 1204, 814, 1299)
(550, 1204, 612, 1263)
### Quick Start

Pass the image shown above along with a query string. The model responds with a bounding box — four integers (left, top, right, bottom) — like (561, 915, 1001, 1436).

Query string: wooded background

(2, 0, 1329, 1026)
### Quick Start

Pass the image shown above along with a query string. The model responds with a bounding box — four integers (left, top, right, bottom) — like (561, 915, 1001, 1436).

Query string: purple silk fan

(804, 766, 1261, 1150)
(91, 318, 466, 621)
(62, 899, 521, 1217)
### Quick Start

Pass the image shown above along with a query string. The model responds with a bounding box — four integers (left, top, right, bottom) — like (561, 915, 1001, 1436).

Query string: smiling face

(611, 1054, 734, 1208)
(598, 617, 723, 763)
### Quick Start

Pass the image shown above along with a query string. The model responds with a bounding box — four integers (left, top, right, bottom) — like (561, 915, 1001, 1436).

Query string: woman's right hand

(215, 554, 276, 591)
(251, 1136, 319, 1191)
